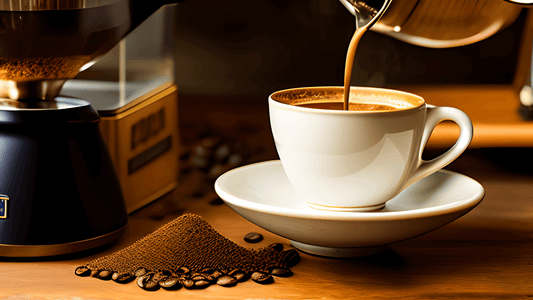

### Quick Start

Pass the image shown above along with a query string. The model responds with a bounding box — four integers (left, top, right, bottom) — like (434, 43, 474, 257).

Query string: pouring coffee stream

(341, 0, 391, 110)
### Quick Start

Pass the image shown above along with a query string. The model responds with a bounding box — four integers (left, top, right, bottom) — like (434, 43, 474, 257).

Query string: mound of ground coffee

(75, 214, 299, 291)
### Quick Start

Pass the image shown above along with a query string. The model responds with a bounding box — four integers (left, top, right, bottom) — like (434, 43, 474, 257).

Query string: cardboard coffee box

(99, 85, 179, 212)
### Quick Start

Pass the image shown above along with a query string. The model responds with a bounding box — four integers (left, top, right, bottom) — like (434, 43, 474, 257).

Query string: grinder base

(0, 98, 128, 257)
(0, 225, 126, 257)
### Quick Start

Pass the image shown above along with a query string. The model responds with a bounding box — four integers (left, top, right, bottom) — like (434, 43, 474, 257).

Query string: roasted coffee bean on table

(251, 272, 274, 284)
(244, 232, 264, 243)
(159, 276, 181, 290)
(179, 128, 266, 201)
(96, 270, 112, 280)
(280, 248, 301, 268)
(75, 266, 91, 276)
(268, 267, 294, 277)
(112, 271, 134, 283)
(181, 277, 195, 289)
(216, 275, 238, 287)
(75, 214, 299, 291)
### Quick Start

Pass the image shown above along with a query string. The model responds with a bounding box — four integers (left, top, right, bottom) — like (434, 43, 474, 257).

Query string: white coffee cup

(269, 86, 473, 212)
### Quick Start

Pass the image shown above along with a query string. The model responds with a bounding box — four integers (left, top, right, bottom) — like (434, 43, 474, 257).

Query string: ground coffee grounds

(75, 214, 299, 291)
(0, 56, 91, 80)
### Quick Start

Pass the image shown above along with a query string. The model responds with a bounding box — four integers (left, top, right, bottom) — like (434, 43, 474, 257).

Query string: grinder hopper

(0, 0, 175, 257)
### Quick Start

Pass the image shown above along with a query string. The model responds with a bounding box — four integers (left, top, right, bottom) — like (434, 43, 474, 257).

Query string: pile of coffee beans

(75, 214, 299, 291)
(178, 124, 266, 203)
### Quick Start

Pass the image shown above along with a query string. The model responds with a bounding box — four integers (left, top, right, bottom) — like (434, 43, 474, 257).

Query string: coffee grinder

(0, 0, 175, 257)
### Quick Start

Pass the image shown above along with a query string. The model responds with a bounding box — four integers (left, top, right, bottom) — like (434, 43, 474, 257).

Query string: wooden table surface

(0, 86, 532, 299)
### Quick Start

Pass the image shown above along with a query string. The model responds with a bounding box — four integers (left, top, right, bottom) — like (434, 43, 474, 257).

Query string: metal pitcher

(340, 0, 531, 48)
(340, 0, 533, 119)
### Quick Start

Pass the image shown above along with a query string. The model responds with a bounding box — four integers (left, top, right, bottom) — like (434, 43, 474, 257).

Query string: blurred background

(172, 0, 528, 99)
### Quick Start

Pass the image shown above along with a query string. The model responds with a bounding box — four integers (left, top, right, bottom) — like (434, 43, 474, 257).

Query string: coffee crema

(295, 101, 397, 111)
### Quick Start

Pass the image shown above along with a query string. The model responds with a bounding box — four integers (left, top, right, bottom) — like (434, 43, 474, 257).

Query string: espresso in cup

(269, 86, 473, 212)
(296, 101, 398, 111)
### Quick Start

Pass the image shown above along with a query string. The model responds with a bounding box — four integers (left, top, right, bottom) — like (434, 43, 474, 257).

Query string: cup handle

(405, 105, 473, 188)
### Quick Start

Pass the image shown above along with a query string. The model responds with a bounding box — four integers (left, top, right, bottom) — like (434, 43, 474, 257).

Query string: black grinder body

(0, 98, 128, 255)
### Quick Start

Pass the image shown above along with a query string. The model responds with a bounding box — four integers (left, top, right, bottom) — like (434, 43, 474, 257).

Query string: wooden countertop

(1, 86, 532, 299)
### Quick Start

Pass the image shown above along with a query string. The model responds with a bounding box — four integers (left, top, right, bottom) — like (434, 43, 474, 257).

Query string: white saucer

(214, 160, 485, 257)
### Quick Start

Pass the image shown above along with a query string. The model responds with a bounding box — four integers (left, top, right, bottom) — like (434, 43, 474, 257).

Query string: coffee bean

(192, 271, 215, 282)
(90, 269, 100, 277)
(181, 277, 195, 289)
(227, 154, 243, 166)
(269, 267, 293, 277)
(234, 271, 248, 282)
(97, 270, 112, 280)
(228, 269, 248, 282)
(251, 272, 273, 284)
(217, 275, 237, 287)
(281, 249, 301, 268)
(137, 272, 160, 291)
(75, 214, 301, 291)
(112, 272, 134, 283)
(160, 276, 182, 290)
(152, 272, 167, 282)
(214, 144, 231, 160)
(268, 243, 284, 252)
(191, 273, 207, 281)
(136, 275, 149, 289)
(134, 267, 148, 277)
(193, 145, 210, 158)
(194, 280, 211, 288)
(74, 266, 91, 277)
(244, 232, 263, 243)
(190, 157, 209, 169)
